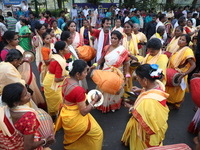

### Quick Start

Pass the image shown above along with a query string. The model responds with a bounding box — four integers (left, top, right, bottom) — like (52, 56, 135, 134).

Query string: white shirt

(0, 22, 7, 36)
(115, 8, 120, 15)
(124, 16, 130, 23)
(182, 10, 187, 18)
(191, 18, 196, 27)
(156, 21, 167, 43)
(70, 9, 78, 21)
(83, 9, 89, 17)
(15, 21, 21, 33)
(174, 21, 179, 29)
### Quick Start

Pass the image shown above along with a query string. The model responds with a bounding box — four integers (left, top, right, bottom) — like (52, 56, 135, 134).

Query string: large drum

(190, 77, 200, 107)
(91, 70, 124, 95)
(166, 68, 182, 87)
(77, 45, 96, 61)
(35, 108, 55, 145)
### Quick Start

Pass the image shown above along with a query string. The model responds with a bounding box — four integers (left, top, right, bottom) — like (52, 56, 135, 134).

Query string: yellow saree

(135, 32, 147, 56)
(166, 46, 195, 108)
(142, 50, 168, 85)
(121, 80, 169, 150)
(56, 103, 103, 150)
(166, 37, 180, 54)
(43, 54, 67, 116)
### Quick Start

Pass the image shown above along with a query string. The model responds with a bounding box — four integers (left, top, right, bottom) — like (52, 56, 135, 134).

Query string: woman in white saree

(95, 30, 130, 113)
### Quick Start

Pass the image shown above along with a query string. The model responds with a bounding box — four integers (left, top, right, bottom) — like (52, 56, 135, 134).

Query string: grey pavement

(31, 62, 197, 150)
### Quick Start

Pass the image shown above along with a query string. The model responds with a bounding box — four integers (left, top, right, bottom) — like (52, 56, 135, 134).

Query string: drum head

(23, 50, 35, 63)
(87, 90, 104, 107)
(172, 73, 182, 86)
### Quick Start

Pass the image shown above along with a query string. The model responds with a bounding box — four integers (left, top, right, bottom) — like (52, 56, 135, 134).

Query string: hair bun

(66, 58, 72, 63)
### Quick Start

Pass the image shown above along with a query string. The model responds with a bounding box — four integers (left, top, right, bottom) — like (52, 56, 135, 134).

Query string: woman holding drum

(92, 30, 130, 113)
(142, 38, 168, 85)
(166, 34, 196, 109)
(55, 59, 103, 150)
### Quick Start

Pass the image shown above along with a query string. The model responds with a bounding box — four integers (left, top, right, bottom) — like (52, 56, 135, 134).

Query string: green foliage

(135, 0, 158, 10)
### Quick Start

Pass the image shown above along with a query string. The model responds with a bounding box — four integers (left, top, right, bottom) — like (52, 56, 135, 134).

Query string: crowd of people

(1, 3, 200, 150)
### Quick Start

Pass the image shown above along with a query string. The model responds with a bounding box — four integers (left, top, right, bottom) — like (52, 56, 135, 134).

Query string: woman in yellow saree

(166, 34, 196, 109)
(122, 21, 143, 99)
(121, 64, 169, 150)
(142, 38, 168, 85)
(166, 26, 184, 55)
(55, 59, 103, 150)
(43, 41, 69, 118)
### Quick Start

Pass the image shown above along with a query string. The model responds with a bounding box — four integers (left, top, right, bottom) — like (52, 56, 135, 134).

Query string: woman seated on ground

(0, 83, 54, 149)
(142, 38, 168, 85)
(122, 64, 169, 150)
(166, 34, 196, 109)
(55, 59, 103, 150)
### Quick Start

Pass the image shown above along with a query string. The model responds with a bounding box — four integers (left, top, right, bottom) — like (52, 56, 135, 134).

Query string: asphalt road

(31, 62, 197, 150)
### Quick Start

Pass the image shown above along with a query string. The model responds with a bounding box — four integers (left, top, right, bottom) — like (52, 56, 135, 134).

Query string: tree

(192, 0, 198, 7)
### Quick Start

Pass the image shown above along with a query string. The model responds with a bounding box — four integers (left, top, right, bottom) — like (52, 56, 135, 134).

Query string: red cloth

(14, 112, 40, 135)
(0, 49, 9, 61)
(45, 17, 55, 27)
(48, 61, 62, 78)
(63, 85, 86, 103)
(156, 86, 167, 107)
(91, 29, 109, 48)
(185, 27, 191, 34)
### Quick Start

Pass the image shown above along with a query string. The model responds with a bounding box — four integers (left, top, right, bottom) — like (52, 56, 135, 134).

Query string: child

(40, 32, 53, 88)
(46, 28, 57, 44)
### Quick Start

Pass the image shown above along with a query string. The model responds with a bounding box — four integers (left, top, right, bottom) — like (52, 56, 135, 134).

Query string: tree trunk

(192, 0, 198, 7)
(57, 0, 62, 9)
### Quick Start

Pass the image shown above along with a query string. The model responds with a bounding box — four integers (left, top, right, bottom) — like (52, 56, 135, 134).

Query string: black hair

(60, 10, 65, 16)
(5, 49, 23, 62)
(175, 26, 184, 32)
(43, 23, 48, 29)
(124, 20, 133, 28)
(193, 13, 198, 18)
(7, 12, 12, 17)
(53, 41, 66, 54)
(111, 30, 122, 40)
(45, 10, 52, 17)
(136, 64, 163, 82)
(178, 16, 186, 25)
(42, 32, 50, 40)
(35, 23, 45, 30)
(115, 18, 121, 22)
(52, 20, 57, 24)
(20, 18, 29, 25)
(61, 31, 71, 41)
(159, 14, 166, 21)
(2, 83, 24, 108)
(66, 59, 87, 76)
(29, 12, 37, 17)
(64, 20, 76, 31)
(0, 15, 4, 21)
(3, 31, 17, 45)
(40, 12, 45, 16)
(180, 34, 191, 46)
(101, 17, 111, 27)
(152, 14, 158, 18)
(147, 38, 162, 50)
(46, 28, 53, 34)
(187, 19, 193, 24)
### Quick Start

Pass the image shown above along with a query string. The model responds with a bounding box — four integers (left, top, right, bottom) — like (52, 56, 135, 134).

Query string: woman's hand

(178, 73, 186, 83)
(43, 135, 55, 147)
(192, 73, 200, 78)
(128, 54, 138, 61)
(132, 86, 142, 93)
(92, 92, 101, 103)
(124, 102, 132, 109)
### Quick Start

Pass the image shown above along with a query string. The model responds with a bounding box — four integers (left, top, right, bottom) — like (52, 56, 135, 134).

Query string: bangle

(93, 63, 98, 67)
(41, 138, 46, 146)
(129, 107, 134, 112)
(126, 74, 131, 78)
(89, 103, 95, 108)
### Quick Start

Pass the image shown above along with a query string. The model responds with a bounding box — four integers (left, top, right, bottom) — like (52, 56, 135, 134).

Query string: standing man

(5, 12, 17, 31)
(45, 10, 55, 27)
(145, 14, 158, 39)
(112, 19, 123, 33)
(15, 15, 25, 34)
(83, 5, 89, 17)
(70, 4, 78, 23)
(89, 17, 111, 62)
(57, 10, 65, 29)
(0, 15, 7, 52)
(29, 12, 39, 34)
(156, 14, 167, 43)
